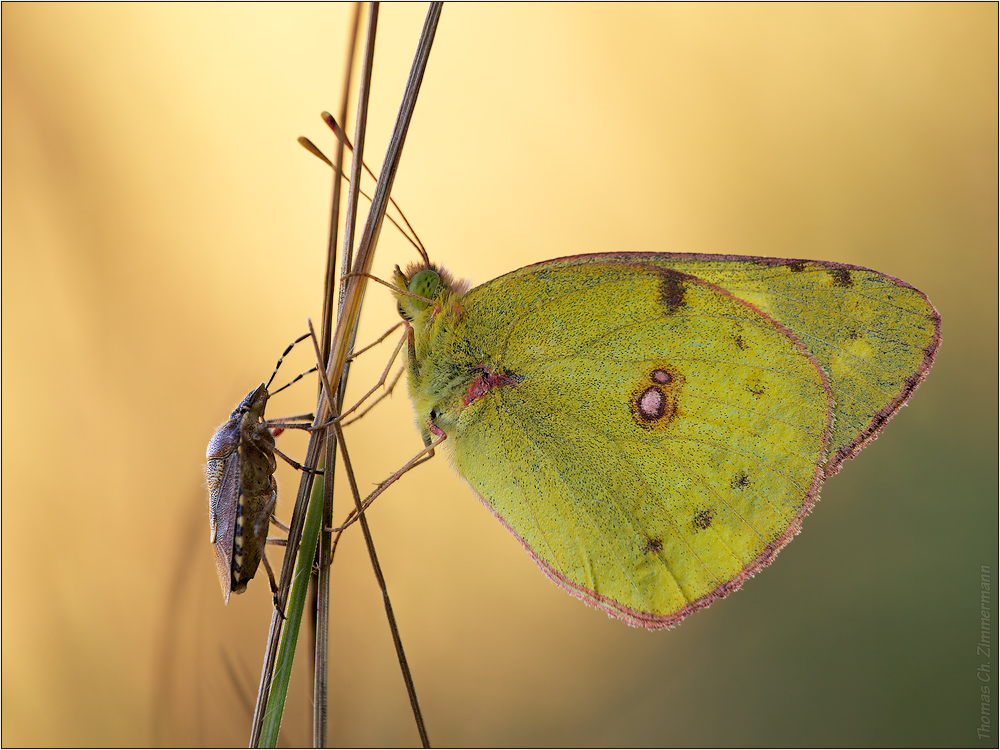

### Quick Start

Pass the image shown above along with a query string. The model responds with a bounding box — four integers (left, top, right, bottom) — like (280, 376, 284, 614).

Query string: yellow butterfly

(393, 253, 940, 628)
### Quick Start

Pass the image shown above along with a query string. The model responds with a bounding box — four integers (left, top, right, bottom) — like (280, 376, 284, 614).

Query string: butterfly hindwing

(536, 253, 942, 476)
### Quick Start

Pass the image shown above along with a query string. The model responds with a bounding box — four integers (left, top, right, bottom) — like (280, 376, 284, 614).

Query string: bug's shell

(205, 384, 277, 602)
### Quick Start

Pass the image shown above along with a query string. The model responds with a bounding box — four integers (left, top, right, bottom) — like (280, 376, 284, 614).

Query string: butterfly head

(393, 262, 469, 322)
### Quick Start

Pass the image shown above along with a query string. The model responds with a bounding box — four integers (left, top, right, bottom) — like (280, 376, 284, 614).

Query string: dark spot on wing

(692, 509, 715, 530)
(787, 261, 807, 273)
(630, 365, 685, 431)
(658, 270, 687, 313)
(829, 268, 853, 287)
(643, 537, 664, 554)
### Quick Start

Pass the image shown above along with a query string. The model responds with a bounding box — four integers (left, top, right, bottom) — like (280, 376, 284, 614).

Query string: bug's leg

(268, 417, 336, 440)
(269, 515, 291, 534)
(253, 487, 286, 617)
(269, 413, 315, 425)
(272, 446, 324, 474)
(265, 512, 291, 547)
(260, 552, 285, 620)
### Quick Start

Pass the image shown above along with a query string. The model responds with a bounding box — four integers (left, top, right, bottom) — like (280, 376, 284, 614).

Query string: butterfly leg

(326, 430, 445, 534)
(339, 333, 407, 423)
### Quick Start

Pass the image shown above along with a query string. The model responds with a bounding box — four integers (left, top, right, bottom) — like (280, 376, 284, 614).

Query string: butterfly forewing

(442, 262, 832, 626)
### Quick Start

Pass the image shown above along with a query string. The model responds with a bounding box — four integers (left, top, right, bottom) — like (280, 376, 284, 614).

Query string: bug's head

(239, 383, 270, 422)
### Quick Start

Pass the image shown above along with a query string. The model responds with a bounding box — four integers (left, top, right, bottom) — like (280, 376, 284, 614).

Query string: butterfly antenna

(322, 111, 430, 265)
(297, 136, 335, 168)
(299, 135, 428, 263)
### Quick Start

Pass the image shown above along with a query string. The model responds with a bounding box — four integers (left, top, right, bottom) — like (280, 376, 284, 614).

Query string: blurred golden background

(3, 4, 996, 746)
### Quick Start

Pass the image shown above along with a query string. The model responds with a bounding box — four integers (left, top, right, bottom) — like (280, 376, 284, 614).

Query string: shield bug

(205, 334, 319, 603)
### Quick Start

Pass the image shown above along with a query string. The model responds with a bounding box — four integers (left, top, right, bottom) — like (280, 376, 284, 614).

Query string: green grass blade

(258, 473, 326, 747)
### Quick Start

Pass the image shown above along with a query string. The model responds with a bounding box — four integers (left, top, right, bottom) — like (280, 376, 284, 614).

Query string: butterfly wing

(412, 259, 835, 628)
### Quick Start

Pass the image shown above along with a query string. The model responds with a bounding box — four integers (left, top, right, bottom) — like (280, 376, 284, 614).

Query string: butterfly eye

(408, 269, 441, 310)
